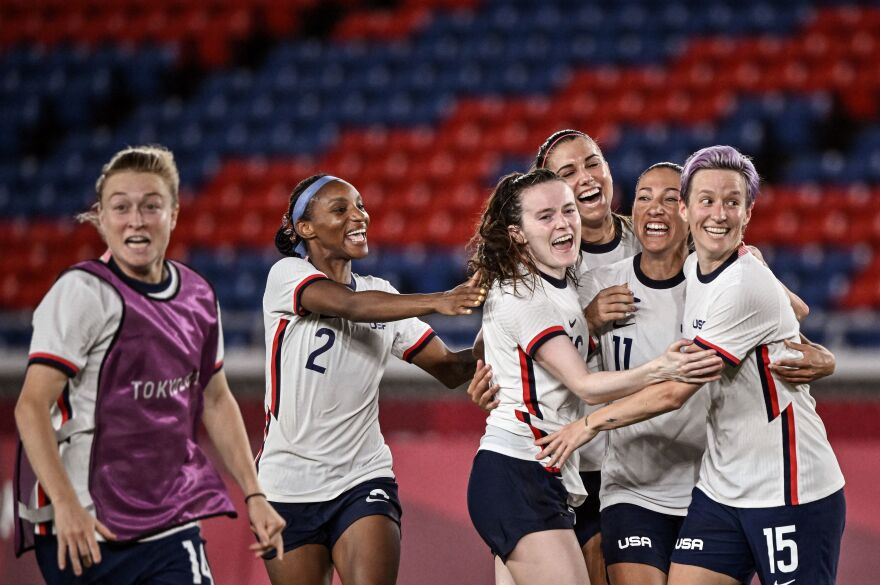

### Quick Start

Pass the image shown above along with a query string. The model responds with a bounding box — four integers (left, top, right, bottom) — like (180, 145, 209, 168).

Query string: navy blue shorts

(35, 526, 213, 585)
(672, 487, 845, 585)
(573, 470, 602, 547)
(264, 477, 402, 559)
(601, 503, 684, 573)
(467, 450, 575, 562)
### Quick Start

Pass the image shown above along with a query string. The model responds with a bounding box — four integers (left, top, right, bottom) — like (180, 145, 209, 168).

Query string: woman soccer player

(537, 146, 846, 585)
(532, 128, 640, 583)
(258, 174, 485, 585)
(466, 168, 722, 585)
(14, 145, 285, 585)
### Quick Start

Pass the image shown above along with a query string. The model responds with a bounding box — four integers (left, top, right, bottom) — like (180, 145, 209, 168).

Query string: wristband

(244, 492, 267, 504)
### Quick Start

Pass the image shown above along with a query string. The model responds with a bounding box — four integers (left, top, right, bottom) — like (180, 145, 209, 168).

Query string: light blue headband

(291, 175, 341, 256)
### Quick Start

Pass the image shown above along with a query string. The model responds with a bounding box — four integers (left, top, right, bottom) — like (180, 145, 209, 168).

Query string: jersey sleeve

(265, 258, 331, 318)
(375, 280, 436, 363)
(498, 285, 568, 358)
(692, 277, 778, 368)
(28, 271, 113, 377)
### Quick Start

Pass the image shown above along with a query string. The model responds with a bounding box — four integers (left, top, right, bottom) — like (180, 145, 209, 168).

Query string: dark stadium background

(1, 1, 879, 583)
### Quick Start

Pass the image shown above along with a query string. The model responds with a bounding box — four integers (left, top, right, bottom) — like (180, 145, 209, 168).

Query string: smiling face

(680, 169, 752, 271)
(632, 167, 688, 257)
(513, 180, 581, 278)
(297, 180, 370, 261)
(544, 136, 614, 230)
(97, 171, 178, 283)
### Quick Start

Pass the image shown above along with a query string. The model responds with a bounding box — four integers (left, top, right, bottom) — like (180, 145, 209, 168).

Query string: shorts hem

(574, 523, 601, 547)
(496, 521, 575, 563)
(606, 557, 671, 574)
(330, 511, 402, 549)
(669, 558, 751, 583)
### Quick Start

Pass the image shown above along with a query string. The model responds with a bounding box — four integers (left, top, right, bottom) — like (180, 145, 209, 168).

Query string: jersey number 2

(306, 328, 336, 374)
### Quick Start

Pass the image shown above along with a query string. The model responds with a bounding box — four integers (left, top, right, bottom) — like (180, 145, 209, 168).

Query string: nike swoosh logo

(569, 319, 577, 327)
(365, 497, 389, 503)
(773, 580, 795, 585)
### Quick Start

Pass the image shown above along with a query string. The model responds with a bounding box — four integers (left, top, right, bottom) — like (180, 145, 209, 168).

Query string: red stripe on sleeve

(402, 329, 436, 362)
(29, 353, 80, 375)
(526, 326, 566, 356)
(693, 336, 740, 366)
(292, 274, 330, 316)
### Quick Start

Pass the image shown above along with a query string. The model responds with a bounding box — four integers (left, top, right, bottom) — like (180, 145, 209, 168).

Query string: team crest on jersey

(369, 322, 386, 330)
(692, 319, 706, 330)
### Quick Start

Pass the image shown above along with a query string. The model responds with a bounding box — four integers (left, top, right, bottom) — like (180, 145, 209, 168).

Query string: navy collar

(580, 216, 622, 254)
(633, 254, 685, 289)
(538, 269, 567, 289)
(107, 257, 173, 295)
(696, 249, 740, 284)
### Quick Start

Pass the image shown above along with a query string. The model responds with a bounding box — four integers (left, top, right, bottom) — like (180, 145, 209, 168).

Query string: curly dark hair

(468, 169, 578, 292)
(274, 173, 327, 257)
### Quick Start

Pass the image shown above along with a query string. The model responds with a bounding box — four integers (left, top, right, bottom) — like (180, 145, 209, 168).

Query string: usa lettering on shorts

(674, 537, 703, 550)
(618, 536, 652, 549)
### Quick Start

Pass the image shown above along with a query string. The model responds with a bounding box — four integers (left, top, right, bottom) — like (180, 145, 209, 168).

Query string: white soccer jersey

(684, 249, 844, 508)
(479, 271, 590, 504)
(577, 218, 641, 273)
(257, 256, 435, 503)
(574, 218, 640, 471)
(27, 261, 222, 535)
(584, 254, 707, 515)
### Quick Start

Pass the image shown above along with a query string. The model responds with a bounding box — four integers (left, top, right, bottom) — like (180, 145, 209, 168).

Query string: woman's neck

(696, 244, 739, 275)
(309, 255, 352, 284)
(581, 214, 616, 245)
(639, 245, 688, 280)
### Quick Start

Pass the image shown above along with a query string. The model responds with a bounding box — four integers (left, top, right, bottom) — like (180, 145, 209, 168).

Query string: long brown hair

(468, 169, 578, 292)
